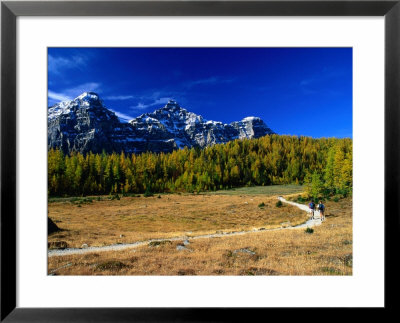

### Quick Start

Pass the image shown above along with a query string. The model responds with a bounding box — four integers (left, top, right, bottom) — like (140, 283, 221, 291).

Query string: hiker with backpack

(318, 201, 325, 221)
(308, 200, 316, 220)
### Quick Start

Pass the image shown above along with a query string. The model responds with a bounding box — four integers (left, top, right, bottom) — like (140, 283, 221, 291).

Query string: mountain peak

(161, 100, 183, 112)
(75, 92, 101, 102)
(241, 116, 261, 122)
(166, 99, 179, 106)
(48, 95, 275, 155)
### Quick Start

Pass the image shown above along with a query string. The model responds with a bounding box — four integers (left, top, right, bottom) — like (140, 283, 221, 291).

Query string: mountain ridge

(48, 92, 275, 155)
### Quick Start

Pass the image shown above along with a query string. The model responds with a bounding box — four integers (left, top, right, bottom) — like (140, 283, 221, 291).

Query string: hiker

(308, 200, 315, 220)
(318, 201, 325, 221)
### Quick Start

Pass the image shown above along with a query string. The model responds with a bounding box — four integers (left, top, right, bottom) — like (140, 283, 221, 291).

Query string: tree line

(48, 134, 352, 198)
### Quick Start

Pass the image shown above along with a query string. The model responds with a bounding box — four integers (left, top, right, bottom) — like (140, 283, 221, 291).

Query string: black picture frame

(1, 0, 398, 321)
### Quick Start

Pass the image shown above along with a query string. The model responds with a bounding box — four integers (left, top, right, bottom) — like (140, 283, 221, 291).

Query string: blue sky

(48, 48, 352, 138)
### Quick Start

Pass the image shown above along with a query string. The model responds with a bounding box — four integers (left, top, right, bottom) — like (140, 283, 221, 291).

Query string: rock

(49, 263, 72, 275)
(183, 239, 190, 246)
(327, 257, 343, 266)
(148, 240, 171, 247)
(320, 267, 342, 275)
(96, 261, 127, 271)
(233, 248, 256, 255)
(48, 241, 68, 249)
(48, 94, 275, 155)
(81, 243, 89, 249)
(48, 217, 61, 235)
(343, 254, 353, 267)
(119, 234, 125, 238)
(176, 245, 191, 251)
(177, 269, 196, 275)
(240, 267, 278, 276)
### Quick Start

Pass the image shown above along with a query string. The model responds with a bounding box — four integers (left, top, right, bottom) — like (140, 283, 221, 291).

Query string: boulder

(48, 217, 60, 235)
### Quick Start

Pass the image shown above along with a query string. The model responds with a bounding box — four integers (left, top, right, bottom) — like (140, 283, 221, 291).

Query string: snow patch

(75, 92, 100, 101)
(242, 116, 260, 122)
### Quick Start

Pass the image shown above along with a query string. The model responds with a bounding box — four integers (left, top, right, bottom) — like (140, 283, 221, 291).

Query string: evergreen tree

(47, 135, 352, 197)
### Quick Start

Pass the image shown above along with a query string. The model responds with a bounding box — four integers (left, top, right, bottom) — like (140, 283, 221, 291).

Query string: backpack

(309, 202, 315, 209)
(319, 204, 325, 211)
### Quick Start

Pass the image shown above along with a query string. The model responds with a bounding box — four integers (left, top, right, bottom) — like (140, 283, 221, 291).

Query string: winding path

(48, 196, 322, 257)
(277, 196, 322, 228)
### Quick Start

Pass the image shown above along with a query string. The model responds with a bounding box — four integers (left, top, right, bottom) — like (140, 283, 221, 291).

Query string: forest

(48, 134, 352, 199)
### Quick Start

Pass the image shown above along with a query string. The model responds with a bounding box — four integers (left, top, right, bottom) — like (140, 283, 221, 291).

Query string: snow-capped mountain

(48, 92, 275, 155)
(48, 92, 143, 154)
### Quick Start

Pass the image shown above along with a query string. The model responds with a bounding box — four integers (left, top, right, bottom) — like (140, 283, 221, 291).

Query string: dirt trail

(277, 196, 322, 228)
(48, 196, 322, 257)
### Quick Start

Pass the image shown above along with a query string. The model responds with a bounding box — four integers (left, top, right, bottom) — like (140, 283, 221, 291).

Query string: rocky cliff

(48, 92, 275, 155)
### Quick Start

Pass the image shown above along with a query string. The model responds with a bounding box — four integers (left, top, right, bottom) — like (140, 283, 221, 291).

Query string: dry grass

(48, 192, 308, 249)
(48, 189, 352, 276)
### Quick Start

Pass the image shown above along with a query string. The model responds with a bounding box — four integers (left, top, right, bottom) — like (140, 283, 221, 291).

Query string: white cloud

(48, 54, 88, 75)
(130, 97, 172, 111)
(48, 82, 101, 101)
(129, 103, 147, 110)
(185, 76, 235, 88)
(48, 90, 71, 102)
(63, 82, 101, 98)
(187, 76, 218, 87)
(104, 95, 136, 101)
(48, 82, 102, 106)
(109, 110, 134, 123)
(153, 97, 172, 105)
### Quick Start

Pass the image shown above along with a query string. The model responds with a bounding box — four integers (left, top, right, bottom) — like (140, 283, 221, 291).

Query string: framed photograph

(1, 0, 398, 321)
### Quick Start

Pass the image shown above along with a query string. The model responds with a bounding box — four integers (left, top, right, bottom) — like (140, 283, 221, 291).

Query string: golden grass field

(48, 185, 352, 275)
